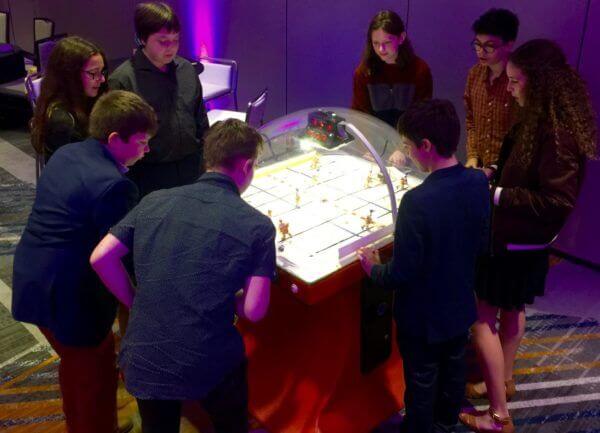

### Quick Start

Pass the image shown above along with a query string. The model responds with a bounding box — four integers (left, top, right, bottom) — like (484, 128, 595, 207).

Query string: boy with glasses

(464, 9, 519, 171)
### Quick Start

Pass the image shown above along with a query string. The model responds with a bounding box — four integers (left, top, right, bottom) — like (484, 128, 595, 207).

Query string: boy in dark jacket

(12, 90, 157, 433)
(358, 99, 490, 433)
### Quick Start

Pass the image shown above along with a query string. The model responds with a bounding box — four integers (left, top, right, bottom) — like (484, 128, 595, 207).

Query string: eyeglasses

(471, 40, 503, 54)
(83, 69, 107, 81)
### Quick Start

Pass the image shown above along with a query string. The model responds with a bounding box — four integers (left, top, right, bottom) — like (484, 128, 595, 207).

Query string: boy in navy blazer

(12, 90, 157, 433)
(358, 99, 490, 433)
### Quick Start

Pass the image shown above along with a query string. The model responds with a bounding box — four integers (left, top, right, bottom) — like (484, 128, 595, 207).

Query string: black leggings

(136, 362, 248, 433)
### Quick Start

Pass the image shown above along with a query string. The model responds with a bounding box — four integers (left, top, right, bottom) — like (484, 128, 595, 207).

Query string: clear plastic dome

(256, 107, 423, 172)
(242, 107, 425, 283)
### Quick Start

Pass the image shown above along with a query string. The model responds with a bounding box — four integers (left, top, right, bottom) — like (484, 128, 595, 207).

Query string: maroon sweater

(351, 56, 433, 126)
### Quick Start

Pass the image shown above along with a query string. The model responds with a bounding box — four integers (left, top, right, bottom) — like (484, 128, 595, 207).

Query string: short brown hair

(203, 119, 263, 169)
(135, 2, 181, 42)
(89, 90, 158, 142)
(397, 99, 460, 158)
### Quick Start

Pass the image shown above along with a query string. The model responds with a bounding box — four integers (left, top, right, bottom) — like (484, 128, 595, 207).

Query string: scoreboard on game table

(304, 110, 354, 149)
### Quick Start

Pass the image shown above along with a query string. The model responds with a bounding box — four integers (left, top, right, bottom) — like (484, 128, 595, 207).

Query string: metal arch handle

(341, 122, 398, 223)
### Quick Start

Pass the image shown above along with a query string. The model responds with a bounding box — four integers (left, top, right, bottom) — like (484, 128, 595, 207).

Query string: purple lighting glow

(186, 0, 222, 58)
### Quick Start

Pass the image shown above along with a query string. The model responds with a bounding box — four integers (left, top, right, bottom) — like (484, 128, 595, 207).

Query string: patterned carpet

(0, 138, 599, 432)
(461, 312, 600, 433)
(2, 308, 599, 432)
(0, 166, 34, 287)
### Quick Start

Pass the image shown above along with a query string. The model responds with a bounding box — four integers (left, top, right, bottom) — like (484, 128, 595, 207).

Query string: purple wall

(554, 161, 600, 266)
(2, 0, 599, 264)
(285, 0, 408, 113)
(553, 0, 600, 266)
(179, 0, 288, 122)
(1, 0, 143, 59)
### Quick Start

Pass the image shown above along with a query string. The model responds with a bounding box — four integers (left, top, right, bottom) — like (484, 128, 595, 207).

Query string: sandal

(459, 407, 515, 433)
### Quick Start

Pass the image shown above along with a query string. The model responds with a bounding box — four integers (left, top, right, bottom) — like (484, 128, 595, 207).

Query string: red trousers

(41, 328, 118, 433)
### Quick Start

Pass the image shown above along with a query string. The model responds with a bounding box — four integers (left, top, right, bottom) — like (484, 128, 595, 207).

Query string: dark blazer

(492, 123, 585, 252)
(12, 138, 138, 346)
(370, 164, 490, 344)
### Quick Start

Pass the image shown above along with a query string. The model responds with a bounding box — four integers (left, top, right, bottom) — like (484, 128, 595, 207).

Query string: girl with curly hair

(31, 36, 108, 163)
(460, 39, 597, 433)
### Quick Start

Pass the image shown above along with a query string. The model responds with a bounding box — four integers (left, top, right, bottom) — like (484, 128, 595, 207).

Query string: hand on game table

(388, 150, 407, 168)
(465, 157, 479, 168)
(362, 151, 375, 162)
(477, 166, 495, 180)
(357, 246, 381, 276)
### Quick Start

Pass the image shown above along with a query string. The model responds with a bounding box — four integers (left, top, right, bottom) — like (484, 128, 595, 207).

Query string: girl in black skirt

(459, 39, 597, 433)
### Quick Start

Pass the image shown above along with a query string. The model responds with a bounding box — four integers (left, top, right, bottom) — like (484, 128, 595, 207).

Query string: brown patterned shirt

(464, 64, 515, 167)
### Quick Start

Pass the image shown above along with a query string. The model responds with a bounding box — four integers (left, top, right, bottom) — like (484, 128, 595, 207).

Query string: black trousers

(136, 361, 248, 433)
(397, 332, 468, 433)
(127, 151, 203, 198)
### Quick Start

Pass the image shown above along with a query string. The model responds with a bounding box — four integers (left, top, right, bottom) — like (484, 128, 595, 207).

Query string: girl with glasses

(31, 36, 108, 163)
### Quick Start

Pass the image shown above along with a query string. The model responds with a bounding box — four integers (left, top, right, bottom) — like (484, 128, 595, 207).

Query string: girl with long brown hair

(31, 36, 108, 162)
(351, 10, 432, 128)
(460, 39, 597, 433)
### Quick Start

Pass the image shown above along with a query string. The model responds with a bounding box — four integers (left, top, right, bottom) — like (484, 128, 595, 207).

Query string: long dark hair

(31, 36, 108, 155)
(509, 39, 597, 164)
(361, 10, 415, 76)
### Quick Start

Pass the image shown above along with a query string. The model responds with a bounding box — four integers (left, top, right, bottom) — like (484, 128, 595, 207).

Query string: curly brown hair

(509, 39, 597, 165)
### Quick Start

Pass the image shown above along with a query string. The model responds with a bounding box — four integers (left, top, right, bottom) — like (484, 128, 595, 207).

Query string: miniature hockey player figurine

(279, 219, 291, 241)
(399, 174, 409, 190)
(267, 209, 273, 218)
(311, 153, 321, 170)
(295, 188, 301, 208)
(361, 209, 375, 230)
(365, 168, 375, 188)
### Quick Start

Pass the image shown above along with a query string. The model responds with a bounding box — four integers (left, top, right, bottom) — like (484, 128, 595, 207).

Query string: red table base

(239, 264, 405, 433)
